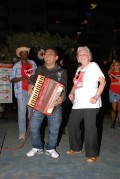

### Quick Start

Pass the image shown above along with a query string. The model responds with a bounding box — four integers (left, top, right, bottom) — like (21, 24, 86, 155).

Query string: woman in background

(108, 61, 120, 128)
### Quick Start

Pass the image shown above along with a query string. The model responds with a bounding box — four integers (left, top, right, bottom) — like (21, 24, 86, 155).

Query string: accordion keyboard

(28, 75, 45, 108)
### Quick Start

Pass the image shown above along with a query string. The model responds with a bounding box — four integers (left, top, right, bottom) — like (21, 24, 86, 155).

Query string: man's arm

(55, 69, 67, 106)
(10, 77, 23, 83)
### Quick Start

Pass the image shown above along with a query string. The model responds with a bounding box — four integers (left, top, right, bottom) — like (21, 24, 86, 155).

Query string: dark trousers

(68, 108, 99, 157)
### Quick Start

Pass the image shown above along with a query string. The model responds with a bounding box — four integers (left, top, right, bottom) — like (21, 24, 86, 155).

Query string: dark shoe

(117, 125, 120, 129)
(66, 150, 81, 155)
(111, 125, 115, 129)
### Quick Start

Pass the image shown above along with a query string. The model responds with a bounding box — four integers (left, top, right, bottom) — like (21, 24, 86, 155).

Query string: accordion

(28, 75, 64, 116)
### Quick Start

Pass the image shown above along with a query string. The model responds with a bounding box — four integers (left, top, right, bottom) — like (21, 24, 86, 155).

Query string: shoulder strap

(56, 66, 65, 81)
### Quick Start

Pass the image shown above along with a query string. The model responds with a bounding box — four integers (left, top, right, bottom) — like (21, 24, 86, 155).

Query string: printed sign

(0, 64, 13, 103)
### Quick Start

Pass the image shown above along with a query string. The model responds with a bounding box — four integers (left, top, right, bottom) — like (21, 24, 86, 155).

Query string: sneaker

(19, 134, 25, 140)
(45, 149, 59, 158)
(27, 148, 43, 157)
(117, 125, 120, 129)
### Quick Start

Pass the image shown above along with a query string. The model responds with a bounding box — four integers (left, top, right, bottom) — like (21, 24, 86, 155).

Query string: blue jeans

(29, 106, 62, 150)
(109, 90, 120, 102)
(17, 90, 30, 135)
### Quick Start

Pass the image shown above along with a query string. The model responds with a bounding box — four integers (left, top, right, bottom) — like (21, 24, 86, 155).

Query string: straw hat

(16, 47, 30, 57)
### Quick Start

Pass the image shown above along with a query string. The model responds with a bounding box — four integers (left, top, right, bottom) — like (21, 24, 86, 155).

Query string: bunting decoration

(37, 49, 45, 60)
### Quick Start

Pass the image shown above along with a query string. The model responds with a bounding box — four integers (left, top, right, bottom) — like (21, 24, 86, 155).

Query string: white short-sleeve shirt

(73, 62, 105, 109)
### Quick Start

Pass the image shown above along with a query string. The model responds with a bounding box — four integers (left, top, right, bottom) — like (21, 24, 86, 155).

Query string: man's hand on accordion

(28, 84, 34, 96)
(55, 96, 64, 106)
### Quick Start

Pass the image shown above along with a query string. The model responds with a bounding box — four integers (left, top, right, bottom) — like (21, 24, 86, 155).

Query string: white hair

(77, 46, 92, 61)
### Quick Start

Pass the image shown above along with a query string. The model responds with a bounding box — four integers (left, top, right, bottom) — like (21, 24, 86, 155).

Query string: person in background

(56, 56, 68, 145)
(97, 58, 110, 152)
(67, 46, 106, 163)
(9, 47, 37, 139)
(108, 60, 120, 128)
(27, 47, 67, 159)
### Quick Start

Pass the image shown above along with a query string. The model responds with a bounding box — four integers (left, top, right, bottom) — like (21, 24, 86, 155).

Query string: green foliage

(0, 46, 11, 63)
(0, 32, 79, 63)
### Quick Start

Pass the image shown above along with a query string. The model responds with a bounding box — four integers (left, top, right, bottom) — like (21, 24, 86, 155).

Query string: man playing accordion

(27, 47, 67, 158)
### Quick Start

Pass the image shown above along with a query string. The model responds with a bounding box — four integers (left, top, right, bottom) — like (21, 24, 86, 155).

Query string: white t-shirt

(73, 62, 105, 109)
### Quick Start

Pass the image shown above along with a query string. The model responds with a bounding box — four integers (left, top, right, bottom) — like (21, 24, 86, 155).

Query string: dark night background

(0, 2, 120, 179)
(0, 0, 120, 61)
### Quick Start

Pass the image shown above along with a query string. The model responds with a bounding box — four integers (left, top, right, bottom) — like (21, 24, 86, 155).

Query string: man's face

(44, 49, 58, 66)
(20, 51, 28, 60)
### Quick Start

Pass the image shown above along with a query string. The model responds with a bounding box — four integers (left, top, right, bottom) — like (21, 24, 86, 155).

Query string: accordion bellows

(28, 75, 64, 116)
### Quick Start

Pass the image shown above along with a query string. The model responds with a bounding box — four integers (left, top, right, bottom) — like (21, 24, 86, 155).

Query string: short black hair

(45, 47, 58, 56)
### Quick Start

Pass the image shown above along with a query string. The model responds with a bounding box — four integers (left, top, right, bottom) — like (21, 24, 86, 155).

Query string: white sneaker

(45, 149, 59, 158)
(19, 134, 25, 140)
(27, 148, 43, 157)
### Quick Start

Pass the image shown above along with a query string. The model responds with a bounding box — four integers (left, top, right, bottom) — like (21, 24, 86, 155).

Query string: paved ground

(0, 111, 120, 179)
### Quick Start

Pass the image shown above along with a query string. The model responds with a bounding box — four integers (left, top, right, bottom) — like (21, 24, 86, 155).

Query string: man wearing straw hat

(10, 47, 37, 139)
